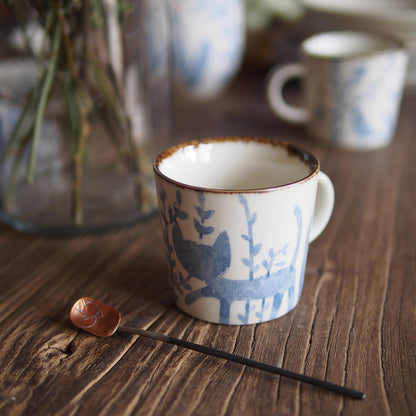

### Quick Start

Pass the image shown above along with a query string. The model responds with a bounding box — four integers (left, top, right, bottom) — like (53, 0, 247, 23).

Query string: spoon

(70, 297, 366, 400)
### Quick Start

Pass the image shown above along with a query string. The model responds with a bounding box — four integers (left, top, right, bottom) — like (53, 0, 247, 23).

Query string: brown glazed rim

(153, 137, 321, 194)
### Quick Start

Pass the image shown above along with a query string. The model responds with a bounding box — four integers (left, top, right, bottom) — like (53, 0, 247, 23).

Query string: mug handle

(309, 171, 335, 243)
(266, 63, 309, 124)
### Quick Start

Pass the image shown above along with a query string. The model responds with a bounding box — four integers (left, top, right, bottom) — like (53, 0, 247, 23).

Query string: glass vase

(0, 0, 172, 234)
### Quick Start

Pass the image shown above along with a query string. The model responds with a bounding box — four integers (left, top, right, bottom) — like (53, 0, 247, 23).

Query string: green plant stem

(5, 135, 32, 208)
(72, 99, 89, 227)
(27, 22, 61, 184)
(55, 2, 91, 226)
(1, 83, 39, 164)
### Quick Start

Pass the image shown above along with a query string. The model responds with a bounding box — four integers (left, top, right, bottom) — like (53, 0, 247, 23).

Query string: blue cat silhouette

(172, 222, 231, 281)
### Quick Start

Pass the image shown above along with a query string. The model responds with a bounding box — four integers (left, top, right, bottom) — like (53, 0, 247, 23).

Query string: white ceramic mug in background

(154, 137, 334, 325)
(267, 31, 409, 150)
(169, 0, 245, 98)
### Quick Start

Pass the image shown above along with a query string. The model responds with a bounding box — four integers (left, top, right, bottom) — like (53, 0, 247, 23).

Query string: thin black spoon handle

(119, 326, 365, 400)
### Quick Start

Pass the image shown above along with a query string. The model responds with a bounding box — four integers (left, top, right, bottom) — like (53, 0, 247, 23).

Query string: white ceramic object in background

(267, 31, 409, 150)
(302, 0, 416, 87)
(154, 137, 334, 325)
(169, 0, 245, 98)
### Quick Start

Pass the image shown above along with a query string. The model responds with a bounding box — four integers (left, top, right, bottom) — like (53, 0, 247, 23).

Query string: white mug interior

(302, 30, 404, 59)
(155, 137, 317, 191)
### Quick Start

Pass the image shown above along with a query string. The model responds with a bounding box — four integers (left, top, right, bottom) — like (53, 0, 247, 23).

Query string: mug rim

(153, 136, 321, 194)
(301, 30, 407, 61)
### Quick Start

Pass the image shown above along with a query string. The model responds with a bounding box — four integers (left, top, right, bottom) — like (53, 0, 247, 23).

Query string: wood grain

(0, 65, 415, 415)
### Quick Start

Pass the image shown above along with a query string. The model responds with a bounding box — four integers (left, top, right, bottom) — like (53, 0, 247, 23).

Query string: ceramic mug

(169, 0, 245, 98)
(154, 137, 335, 325)
(267, 31, 409, 150)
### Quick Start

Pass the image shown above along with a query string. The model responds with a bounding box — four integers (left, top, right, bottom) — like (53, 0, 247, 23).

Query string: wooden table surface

(0, 63, 415, 416)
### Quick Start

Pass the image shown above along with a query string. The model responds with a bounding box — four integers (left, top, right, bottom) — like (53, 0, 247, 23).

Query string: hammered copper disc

(70, 297, 121, 337)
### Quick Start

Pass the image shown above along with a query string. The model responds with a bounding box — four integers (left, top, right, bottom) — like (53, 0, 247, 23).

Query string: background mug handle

(309, 171, 335, 243)
(266, 63, 309, 124)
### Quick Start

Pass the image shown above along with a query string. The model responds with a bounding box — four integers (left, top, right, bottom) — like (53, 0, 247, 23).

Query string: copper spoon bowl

(70, 297, 365, 400)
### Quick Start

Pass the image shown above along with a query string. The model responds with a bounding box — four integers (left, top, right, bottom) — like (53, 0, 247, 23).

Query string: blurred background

(172, 0, 416, 140)
(0, 0, 414, 232)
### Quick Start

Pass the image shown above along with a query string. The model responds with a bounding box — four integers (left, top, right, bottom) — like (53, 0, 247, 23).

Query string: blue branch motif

(158, 187, 191, 300)
(161, 188, 304, 324)
(239, 195, 261, 281)
(194, 192, 215, 239)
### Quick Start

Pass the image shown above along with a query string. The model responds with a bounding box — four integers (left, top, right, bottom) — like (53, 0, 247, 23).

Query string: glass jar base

(0, 208, 157, 236)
